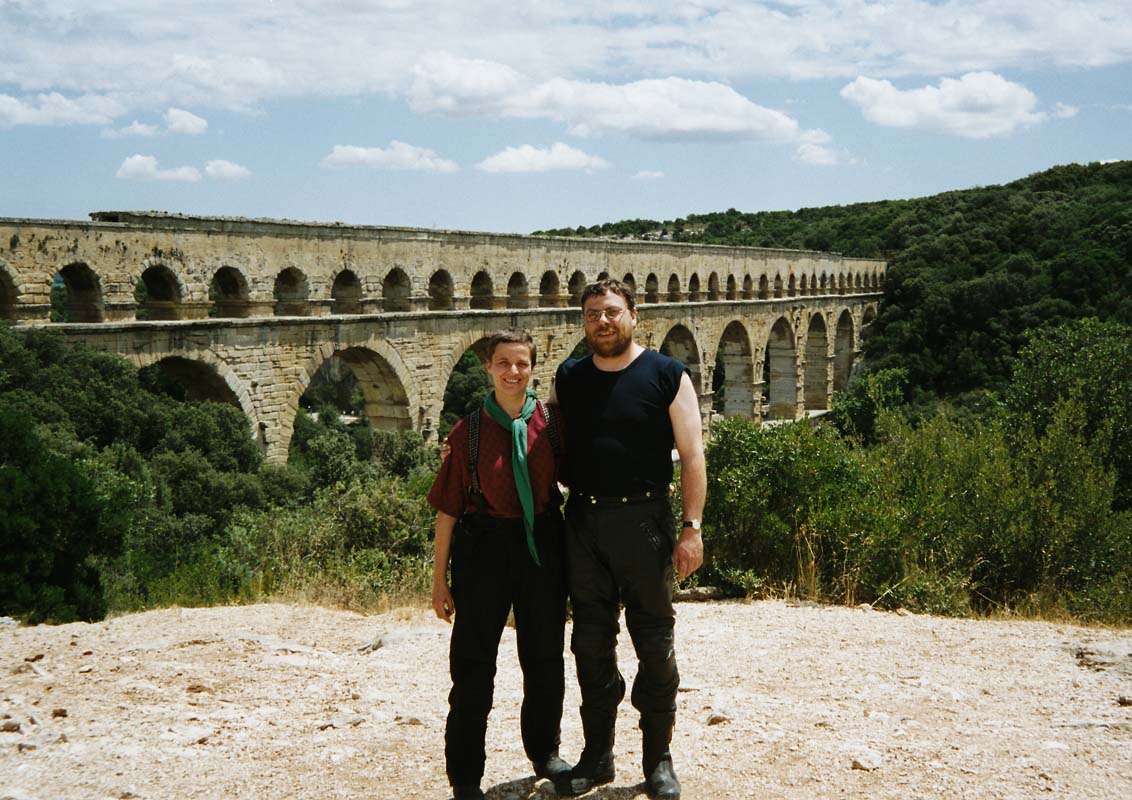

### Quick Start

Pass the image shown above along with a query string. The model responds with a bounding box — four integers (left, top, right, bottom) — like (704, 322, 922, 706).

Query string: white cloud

(1053, 102, 1079, 119)
(633, 170, 665, 179)
(165, 108, 208, 135)
(477, 142, 610, 173)
(2, 3, 1130, 114)
(795, 142, 840, 166)
(116, 154, 201, 182)
(204, 159, 252, 180)
(841, 72, 1047, 138)
(0, 92, 123, 128)
(1, 3, 1129, 146)
(411, 55, 804, 143)
(322, 141, 459, 173)
(409, 52, 525, 114)
(102, 120, 159, 139)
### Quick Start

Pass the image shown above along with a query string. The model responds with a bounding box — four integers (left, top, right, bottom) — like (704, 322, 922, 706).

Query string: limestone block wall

(49, 298, 876, 463)
(0, 212, 885, 324)
(1, 211, 882, 463)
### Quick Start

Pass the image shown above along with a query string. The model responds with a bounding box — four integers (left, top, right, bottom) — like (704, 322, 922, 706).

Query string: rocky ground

(2, 600, 1132, 800)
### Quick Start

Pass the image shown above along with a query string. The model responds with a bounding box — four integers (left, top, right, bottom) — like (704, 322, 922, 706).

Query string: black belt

(573, 489, 664, 506)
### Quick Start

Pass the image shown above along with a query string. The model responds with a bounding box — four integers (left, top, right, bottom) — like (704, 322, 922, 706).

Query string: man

(550, 279, 706, 800)
(428, 329, 571, 800)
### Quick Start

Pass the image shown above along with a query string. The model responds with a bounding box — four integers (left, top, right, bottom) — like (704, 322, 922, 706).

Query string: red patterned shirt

(427, 404, 563, 519)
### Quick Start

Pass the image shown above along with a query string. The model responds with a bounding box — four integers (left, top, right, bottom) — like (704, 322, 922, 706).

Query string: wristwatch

(681, 519, 701, 531)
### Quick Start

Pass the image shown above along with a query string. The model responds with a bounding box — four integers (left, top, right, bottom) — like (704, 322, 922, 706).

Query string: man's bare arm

(669, 372, 706, 580)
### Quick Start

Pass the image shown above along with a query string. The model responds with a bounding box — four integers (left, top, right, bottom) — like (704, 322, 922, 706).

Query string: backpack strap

(465, 408, 486, 516)
(538, 400, 563, 480)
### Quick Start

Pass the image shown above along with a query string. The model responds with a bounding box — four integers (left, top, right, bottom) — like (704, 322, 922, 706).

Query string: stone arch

(644, 273, 660, 304)
(621, 273, 636, 294)
(688, 273, 702, 301)
(470, 270, 494, 310)
(382, 267, 411, 312)
(507, 271, 530, 309)
(274, 267, 310, 316)
(438, 334, 492, 435)
(787, 274, 797, 298)
(757, 275, 770, 300)
(0, 262, 18, 320)
(838, 274, 846, 295)
(666, 273, 682, 302)
(742, 275, 753, 300)
(129, 350, 260, 445)
(331, 269, 362, 314)
(763, 316, 797, 421)
(819, 272, 828, 293)
(799, 274, 809, 295)
(855, 273, 863, 291)
(708, 273, 720, 301)
(804, 313, 830, 410)
(210, 266, 252, 318)
(135, 263, 185, 321)
(597, 271, 610, 281)
(138, 262, 186, 318)
(773, 274, 784, 298)
(568, 270, 587, 305)
(833, 309, 855, 393)
(659, 322, 702, 392)
(725, 274, 737, 300)
(715, 320, 755, 418)
(429, 269, 455, 310)
(289, 339, 417, 454)
(863, 304, 878, 326)
(54, 262, 104, 322)
(538, 270, 561, 308)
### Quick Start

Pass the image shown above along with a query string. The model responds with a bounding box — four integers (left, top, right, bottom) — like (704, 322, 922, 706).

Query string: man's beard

(586, 326, 633, 358)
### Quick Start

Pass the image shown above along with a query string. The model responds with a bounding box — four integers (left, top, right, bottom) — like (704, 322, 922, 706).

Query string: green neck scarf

(483, 387, 541, 566)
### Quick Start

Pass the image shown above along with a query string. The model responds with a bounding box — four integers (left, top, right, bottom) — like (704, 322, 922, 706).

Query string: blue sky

(2, 1, 1130, 234)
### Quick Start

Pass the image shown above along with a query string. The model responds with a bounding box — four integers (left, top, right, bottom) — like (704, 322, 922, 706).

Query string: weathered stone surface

(1, 212, 883, 462)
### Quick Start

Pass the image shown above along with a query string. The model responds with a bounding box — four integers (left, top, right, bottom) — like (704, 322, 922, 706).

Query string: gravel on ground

(2, 600, 1131, 799)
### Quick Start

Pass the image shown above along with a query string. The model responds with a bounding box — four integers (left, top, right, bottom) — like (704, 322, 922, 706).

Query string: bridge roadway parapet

(1, 212, 882, 462)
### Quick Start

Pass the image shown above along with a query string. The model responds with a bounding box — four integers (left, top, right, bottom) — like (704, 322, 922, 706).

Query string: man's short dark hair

(581, 279, 636, 311)
(485, 328, 537, 367)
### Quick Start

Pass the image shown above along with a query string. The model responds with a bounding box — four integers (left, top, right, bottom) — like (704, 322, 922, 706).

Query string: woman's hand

(432, 578, 455, 623)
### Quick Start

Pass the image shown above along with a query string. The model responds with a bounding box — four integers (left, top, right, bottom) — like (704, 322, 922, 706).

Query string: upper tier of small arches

(0, 213, 885, 323)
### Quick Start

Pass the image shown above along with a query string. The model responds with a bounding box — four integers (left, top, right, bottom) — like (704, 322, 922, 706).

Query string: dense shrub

(220, 472, 435, 608)
(1007, 318, 1132, 509)
(703, 395, 1132, 623)
(702, 417, 899, 603)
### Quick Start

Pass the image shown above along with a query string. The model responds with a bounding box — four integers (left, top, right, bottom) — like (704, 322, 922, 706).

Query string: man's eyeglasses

(584, 307, 626, 324)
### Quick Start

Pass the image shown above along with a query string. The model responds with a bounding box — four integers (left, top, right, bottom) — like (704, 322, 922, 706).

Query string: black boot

(641, 712, 678, 799)
(554, 711, 617, 796)
(554, 751, 614, 797)
(532, 752, 572, 781)
(644, 757, 680, 800)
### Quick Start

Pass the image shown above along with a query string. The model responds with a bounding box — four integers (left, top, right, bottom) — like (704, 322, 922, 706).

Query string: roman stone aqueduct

(0, 211, 883, 463)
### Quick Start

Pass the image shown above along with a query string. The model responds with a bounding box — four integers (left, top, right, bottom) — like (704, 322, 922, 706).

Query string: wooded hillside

(537, 161, 1132, 398)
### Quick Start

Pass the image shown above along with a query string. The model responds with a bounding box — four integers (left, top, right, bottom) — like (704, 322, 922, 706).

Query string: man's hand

(674, 529, 703, 581)
(432, 580, 455, 622)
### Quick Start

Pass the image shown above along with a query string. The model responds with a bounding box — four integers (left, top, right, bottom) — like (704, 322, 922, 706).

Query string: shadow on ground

(486, 775, 646, 799)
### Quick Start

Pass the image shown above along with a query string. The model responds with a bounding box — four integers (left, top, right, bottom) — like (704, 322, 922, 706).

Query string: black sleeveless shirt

(554, 348, 689, 496)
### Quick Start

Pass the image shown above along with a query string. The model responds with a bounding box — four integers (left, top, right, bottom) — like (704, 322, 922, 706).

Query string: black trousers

(445, 510, 567, 787)
(565, 495, 679, 767)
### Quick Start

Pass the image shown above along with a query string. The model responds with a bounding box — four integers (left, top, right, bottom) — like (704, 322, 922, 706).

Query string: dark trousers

(565, 496, 679, 770)
(445, 510, 567, 787)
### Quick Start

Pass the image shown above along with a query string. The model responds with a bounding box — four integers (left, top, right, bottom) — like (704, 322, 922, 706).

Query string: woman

(427, 328, 570, 800)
